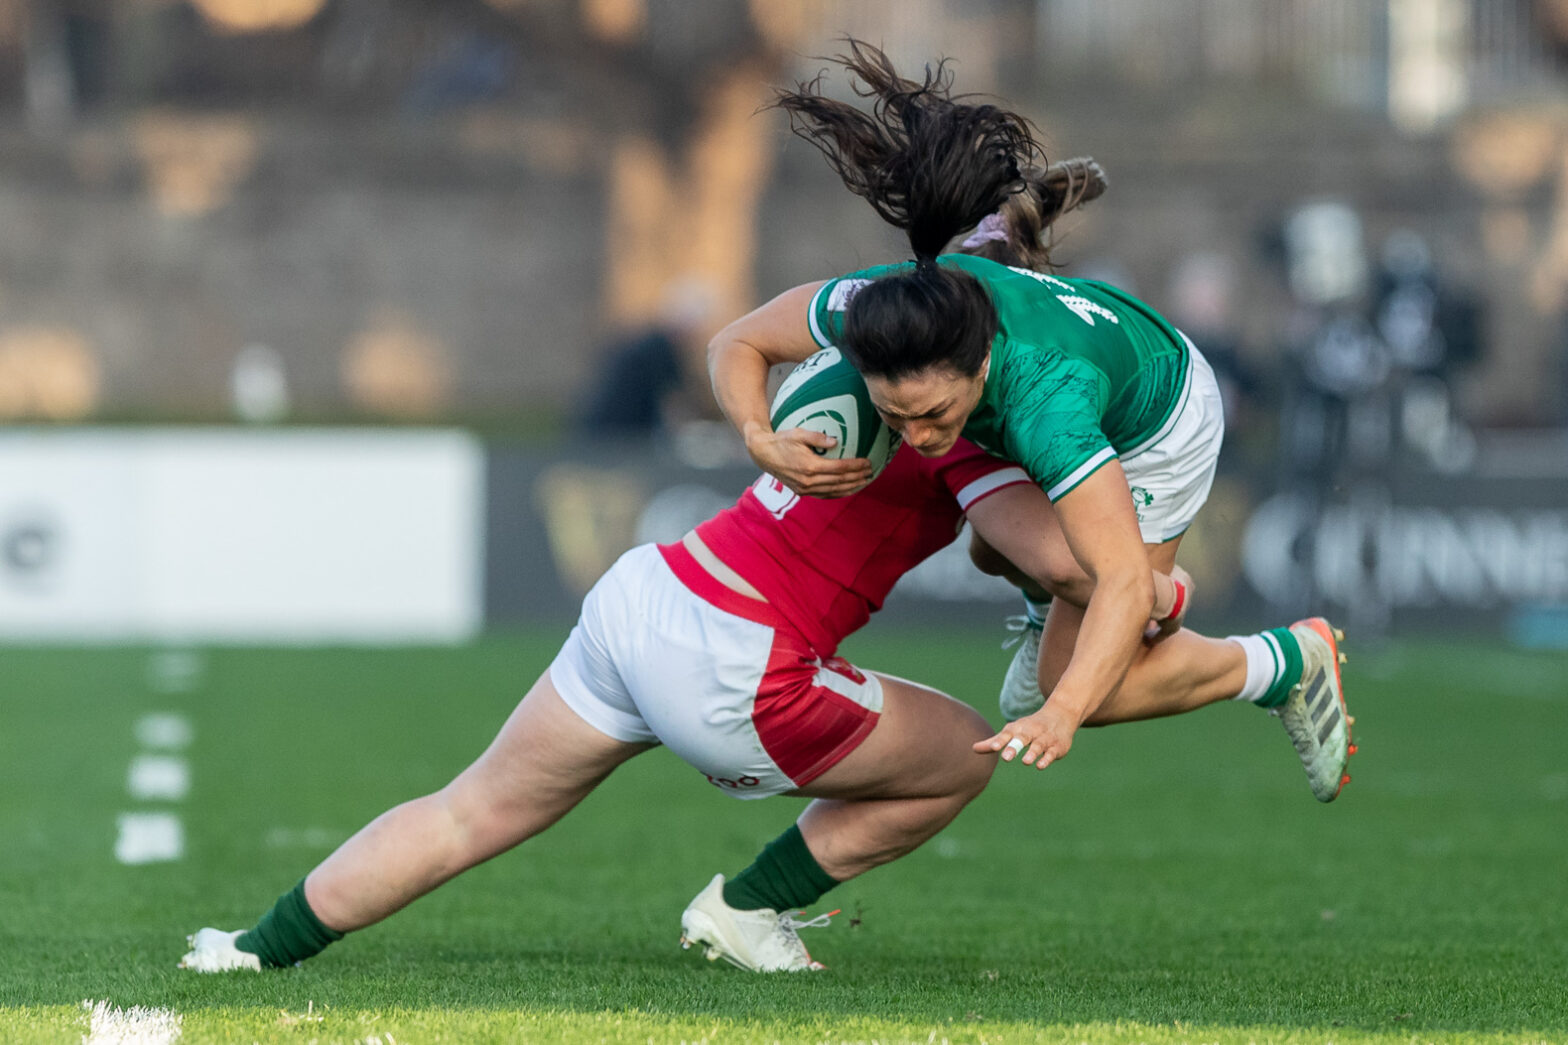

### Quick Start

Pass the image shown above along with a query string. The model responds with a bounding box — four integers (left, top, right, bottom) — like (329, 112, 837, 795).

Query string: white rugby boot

(679, 874, 830, 972)
(1273, 617, 1355, 802)
(178, 928, 262, 972)
(997, 616, 1045, 720)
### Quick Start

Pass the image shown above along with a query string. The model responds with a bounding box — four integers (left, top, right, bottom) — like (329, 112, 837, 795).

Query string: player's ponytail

(771, 39, 1040, 379)
(773, 39, 1037, 265)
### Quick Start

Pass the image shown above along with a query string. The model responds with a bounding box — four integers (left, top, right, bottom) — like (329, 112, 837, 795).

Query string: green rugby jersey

(807, 253, 1190, 500)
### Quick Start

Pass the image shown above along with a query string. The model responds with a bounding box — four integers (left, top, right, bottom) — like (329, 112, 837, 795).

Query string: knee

(951, 706, 998, 800)
(973, 533, 1082, 601)
(968, 532, 1011, 577)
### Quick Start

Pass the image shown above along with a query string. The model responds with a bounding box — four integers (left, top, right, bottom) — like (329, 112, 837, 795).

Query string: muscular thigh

(1037, 535, 1183, 693)
(793, 671, 995, 801)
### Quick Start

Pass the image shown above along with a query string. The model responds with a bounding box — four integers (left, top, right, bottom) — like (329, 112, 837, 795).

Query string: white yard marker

(145, 651, 204, 694)
(127, 755, 190, 802)
(135, 713, 194, 751)
(81, 999, 183, 1045)
(114, 812, 185, 865)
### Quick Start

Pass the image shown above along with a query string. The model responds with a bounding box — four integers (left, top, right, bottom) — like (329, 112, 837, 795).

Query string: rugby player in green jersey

(709, 40, 1354, 803)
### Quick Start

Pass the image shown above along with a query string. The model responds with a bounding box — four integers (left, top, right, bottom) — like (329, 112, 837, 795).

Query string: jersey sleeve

(1001, 354, 1118, 501)
(927, 439, 1033, 512)
(807, 263, 907, 349)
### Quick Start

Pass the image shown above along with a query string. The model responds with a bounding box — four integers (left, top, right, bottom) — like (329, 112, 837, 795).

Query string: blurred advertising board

(487, 444, 1568, 641)
(0, 429, 483, 643)
(2, 434, 1558, 642)
(1241, 472, 1568, 640)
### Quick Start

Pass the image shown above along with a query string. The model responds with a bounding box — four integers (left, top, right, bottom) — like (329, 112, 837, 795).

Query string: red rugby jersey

(694, 439, 1030, 656)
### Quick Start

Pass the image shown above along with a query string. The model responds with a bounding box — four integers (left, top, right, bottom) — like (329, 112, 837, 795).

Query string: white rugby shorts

(1119, 338, 1226, 544)
(548, 542, 883, 799)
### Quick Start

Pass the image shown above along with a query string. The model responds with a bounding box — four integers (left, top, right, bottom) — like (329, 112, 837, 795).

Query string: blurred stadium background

(2, 0, 1567, 644)
(1, 4, 1566, 1042)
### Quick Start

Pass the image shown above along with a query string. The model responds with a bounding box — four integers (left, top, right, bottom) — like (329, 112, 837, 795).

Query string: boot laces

(778, 908, 837, 945)
(1001, 615, 1041, 650)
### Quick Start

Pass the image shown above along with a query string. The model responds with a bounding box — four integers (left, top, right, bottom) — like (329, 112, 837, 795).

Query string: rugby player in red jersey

(709, 43, 1352, 821)
(179, 436, 1194, 974)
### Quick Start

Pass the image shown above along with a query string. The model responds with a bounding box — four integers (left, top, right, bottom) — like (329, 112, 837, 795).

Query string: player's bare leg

(679, 674, 994, 971)
(1036, 597, 1245, 724)
(967, 488, 1089, 606)
(181, 672, 652, 971)
(968, 487, 1193, 717)
(978, 529, 1258, 721)
(791, 671, 995, 878)
(1021, 535, 1353, 799)
(306, 671, 652, 930)
(976, 523, 1216, 720)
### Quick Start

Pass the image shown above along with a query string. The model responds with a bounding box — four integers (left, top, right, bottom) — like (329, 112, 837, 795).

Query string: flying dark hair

(772, 39, 1043, 379)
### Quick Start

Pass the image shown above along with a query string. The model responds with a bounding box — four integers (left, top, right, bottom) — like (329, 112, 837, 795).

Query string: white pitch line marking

(114, 812, 185, 865)
(145, 651, 204, 694)
(135, 713, 194, 751)
(127, 755, 190, 802)
(265, 826, 342, 849)
(81, 999, 183, 1044)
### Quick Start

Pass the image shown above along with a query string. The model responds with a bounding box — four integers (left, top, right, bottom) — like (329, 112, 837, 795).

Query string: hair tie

(961, 211, 1009, 248)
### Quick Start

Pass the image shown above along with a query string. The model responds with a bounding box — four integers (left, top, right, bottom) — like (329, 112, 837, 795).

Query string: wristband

(1159, 579, 1187, 624)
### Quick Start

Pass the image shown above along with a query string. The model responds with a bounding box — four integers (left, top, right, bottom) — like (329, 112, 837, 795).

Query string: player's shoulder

(814, 255, 1013, 314)
(992, 332, 1092, 382)
(938, 253, 1015, 279)
(813, 261, 910, 309)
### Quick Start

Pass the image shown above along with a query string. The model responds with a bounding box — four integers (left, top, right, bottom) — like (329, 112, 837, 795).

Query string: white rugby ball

(770, 348, 899, 478)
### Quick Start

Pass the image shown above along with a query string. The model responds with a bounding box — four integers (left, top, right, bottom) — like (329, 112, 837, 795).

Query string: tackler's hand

(1145, 564, 1193, 646)
(974, 701, 1079, 771)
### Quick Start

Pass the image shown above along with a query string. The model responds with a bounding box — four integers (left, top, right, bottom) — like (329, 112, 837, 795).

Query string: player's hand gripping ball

(770, 348, 900, 480)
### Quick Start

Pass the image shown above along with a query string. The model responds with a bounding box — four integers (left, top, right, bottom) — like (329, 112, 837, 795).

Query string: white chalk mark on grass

(135, 713, 194, 751)
(127, 755, 190, 802)
(145, 651, 204, 694)
(277, 1001, 324, 1026)
(265, 826, 342, 849)
(114, 812, 184, 865)
(81, 999, 182, 1045)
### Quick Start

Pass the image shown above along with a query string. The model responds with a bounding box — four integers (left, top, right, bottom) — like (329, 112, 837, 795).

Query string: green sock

(722, 824, 839, 912)
(1022, 593, 1052, 628)
(236, 879, 344, 968)
(1257, 626, 1305, 709)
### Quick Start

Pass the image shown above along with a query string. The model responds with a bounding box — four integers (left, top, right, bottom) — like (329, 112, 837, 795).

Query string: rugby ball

(769, 347, 899, 478)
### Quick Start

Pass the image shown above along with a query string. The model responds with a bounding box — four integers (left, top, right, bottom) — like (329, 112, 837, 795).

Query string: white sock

(1227, 633, 1283, 703)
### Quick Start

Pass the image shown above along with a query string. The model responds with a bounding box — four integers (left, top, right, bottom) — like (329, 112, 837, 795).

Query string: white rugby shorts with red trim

(548, 542, 882, 799)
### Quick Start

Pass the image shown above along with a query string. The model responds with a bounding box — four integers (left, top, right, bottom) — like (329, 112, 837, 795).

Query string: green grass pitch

(1, 628, 1564, 1044)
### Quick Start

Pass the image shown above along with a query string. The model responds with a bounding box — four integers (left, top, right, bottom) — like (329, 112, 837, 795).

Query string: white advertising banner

(0, 433, 139, 638)
(0, 429, 483, 642)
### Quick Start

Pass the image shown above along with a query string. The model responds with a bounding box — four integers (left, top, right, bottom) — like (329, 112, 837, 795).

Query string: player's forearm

(1054, 565, 1178, 616)
(1047, 564, 1151, 724)
(708, 332, 775, 443)
(707, 282, 827, 445)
